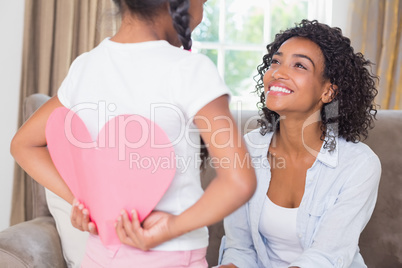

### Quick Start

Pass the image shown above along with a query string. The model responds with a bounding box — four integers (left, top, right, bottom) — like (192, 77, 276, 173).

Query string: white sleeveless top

(258, 196, 303, 267)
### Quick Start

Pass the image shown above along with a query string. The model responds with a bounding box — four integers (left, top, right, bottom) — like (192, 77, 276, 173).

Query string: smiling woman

(219, 19, 381, 268)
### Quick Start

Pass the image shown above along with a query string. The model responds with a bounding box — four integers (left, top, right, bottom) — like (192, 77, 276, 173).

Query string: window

(192, 0, 333, 110)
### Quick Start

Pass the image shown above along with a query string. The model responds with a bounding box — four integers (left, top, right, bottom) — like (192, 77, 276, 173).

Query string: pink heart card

(45, 107, 176, 246)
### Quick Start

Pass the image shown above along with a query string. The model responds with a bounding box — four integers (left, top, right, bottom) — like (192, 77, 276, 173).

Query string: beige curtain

(11, 0, 120, 225)
(347, 0, 402, 109)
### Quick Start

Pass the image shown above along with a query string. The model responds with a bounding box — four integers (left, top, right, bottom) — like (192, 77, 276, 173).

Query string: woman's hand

(70, 199, 98, 235)
(115, 210, 177, 250)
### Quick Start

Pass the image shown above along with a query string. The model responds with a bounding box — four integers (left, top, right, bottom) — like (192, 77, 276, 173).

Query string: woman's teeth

(270, 86, 292, 93)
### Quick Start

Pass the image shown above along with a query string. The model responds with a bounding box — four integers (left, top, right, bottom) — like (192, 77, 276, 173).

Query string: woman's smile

(266, 82, 294, 97)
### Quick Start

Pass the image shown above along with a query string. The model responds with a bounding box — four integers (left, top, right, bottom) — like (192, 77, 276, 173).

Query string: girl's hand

(70, 199, 98, 235)
(115, 210, 177, 250)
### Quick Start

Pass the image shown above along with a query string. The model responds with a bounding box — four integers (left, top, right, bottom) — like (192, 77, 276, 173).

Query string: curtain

(11, 0, 120, 225)
(347, 0, 402, 109)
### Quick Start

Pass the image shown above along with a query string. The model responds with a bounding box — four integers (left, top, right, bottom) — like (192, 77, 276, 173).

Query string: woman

(218, 20, 381, 268)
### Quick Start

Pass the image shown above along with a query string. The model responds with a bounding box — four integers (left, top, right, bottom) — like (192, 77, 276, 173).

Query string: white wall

(0, 0, 25, 231)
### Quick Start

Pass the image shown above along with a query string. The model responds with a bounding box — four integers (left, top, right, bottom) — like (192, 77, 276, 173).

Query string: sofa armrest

(0, 216, 67, 268)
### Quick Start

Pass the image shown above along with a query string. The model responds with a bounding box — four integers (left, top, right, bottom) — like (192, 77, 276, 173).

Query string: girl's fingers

(129, 210, 150, 250)
(116, 214, 134, 246)
(88, 222, 98, 235)
(70, 200, 98, 234)
(121, 210, 138, 241)
(82, 208, 90, 232)
(116, 209, 148, 249)
(129, 210, 142, 232)
(76, 203, 84, 230)
(71, 202, 83, 230)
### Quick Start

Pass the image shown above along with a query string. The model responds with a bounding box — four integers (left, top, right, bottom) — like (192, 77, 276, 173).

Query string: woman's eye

(270, 59, 279, 65)
(295, 63, 306, 70)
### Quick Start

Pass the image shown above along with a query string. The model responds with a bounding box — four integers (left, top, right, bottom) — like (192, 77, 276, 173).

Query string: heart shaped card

(45, 107, 176, 246)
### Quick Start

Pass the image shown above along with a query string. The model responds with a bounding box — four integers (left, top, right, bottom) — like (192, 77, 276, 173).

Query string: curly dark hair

(255, 19, 379, 151)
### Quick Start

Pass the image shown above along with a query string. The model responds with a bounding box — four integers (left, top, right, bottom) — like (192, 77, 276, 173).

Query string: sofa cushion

(0, 217, 66, 268)
(45, 189, 89, 268)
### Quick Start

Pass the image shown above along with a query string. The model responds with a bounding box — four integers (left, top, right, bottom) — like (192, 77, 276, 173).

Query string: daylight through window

(192, 0, 333, 110)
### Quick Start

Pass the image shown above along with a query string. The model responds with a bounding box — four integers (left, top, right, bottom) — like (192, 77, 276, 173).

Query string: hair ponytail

(168, 0, 192, 50)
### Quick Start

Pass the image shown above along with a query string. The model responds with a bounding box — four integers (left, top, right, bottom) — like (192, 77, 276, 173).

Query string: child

(10, 0, 256, 267)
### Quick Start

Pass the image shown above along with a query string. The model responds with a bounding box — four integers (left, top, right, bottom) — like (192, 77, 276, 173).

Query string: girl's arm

(11, 96, 97, 234)
(10, 96, 74, 203)
(116, 95, 257, 249)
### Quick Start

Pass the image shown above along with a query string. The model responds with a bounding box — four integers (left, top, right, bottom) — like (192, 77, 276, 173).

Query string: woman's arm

(219, 202, 260, 267)
(10, 96, 74, 204)
(115, 95, 257, 249)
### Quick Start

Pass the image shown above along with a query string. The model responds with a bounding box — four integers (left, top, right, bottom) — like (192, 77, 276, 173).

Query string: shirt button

(298, 234, 302, 238)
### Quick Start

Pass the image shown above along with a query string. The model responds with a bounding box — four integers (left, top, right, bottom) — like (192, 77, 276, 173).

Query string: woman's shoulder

(243, 129, 272, 154)
(244, 128, 272, 142)
(337, 138, 380, 165)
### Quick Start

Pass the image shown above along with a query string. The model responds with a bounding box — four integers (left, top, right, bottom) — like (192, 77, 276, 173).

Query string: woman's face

(188, 0, 207, 31)
(263, 37, 332, 118)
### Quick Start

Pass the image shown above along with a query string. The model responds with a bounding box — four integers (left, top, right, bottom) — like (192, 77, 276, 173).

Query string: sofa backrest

(360, 110, 402, 267)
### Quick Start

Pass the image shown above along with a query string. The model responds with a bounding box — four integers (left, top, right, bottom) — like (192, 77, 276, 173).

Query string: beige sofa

(1, 93, 401, 267)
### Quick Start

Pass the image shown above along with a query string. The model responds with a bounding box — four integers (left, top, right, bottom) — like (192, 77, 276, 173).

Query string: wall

(0, 0, 25, 231)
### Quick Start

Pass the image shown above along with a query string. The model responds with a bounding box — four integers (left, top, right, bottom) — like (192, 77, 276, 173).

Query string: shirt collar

(249, 130, 339, 168)
(315, 136, 339, 168)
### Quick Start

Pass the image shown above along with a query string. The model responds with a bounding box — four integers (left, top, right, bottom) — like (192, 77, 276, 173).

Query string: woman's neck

(271, 110, 324, 159)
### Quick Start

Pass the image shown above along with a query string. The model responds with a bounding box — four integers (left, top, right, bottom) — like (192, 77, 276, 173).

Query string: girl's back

(58, 37, 229, 251)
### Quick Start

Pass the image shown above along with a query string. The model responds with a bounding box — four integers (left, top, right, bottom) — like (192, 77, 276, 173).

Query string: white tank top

(258, 196, 303, 267)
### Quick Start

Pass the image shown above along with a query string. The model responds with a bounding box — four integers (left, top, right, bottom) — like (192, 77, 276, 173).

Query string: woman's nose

(271, 65, 288, 80)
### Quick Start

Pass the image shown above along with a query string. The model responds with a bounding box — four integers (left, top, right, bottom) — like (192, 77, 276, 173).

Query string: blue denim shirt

(219, 129, 381, 268)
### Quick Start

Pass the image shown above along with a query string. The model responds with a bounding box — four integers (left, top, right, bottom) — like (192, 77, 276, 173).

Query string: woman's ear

(321, 83, 338, 104)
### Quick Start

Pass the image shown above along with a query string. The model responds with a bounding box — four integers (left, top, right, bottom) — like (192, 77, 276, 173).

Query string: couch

(0, 93, 401, 267)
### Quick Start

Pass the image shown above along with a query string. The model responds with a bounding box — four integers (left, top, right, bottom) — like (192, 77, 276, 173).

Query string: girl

(219, 20, 381, 268)
(10, 0, 256, 267)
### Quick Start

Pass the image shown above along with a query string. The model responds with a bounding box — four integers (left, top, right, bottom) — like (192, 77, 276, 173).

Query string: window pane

(225, 0, 265, 45)
(270, 0, 308, 41)
(224, 50, 262, 96)
(192, 0, 220, 42)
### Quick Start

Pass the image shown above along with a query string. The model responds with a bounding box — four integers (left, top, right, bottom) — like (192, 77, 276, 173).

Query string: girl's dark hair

(255, 19, 378, 151)
(112, 0, 192, 50)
